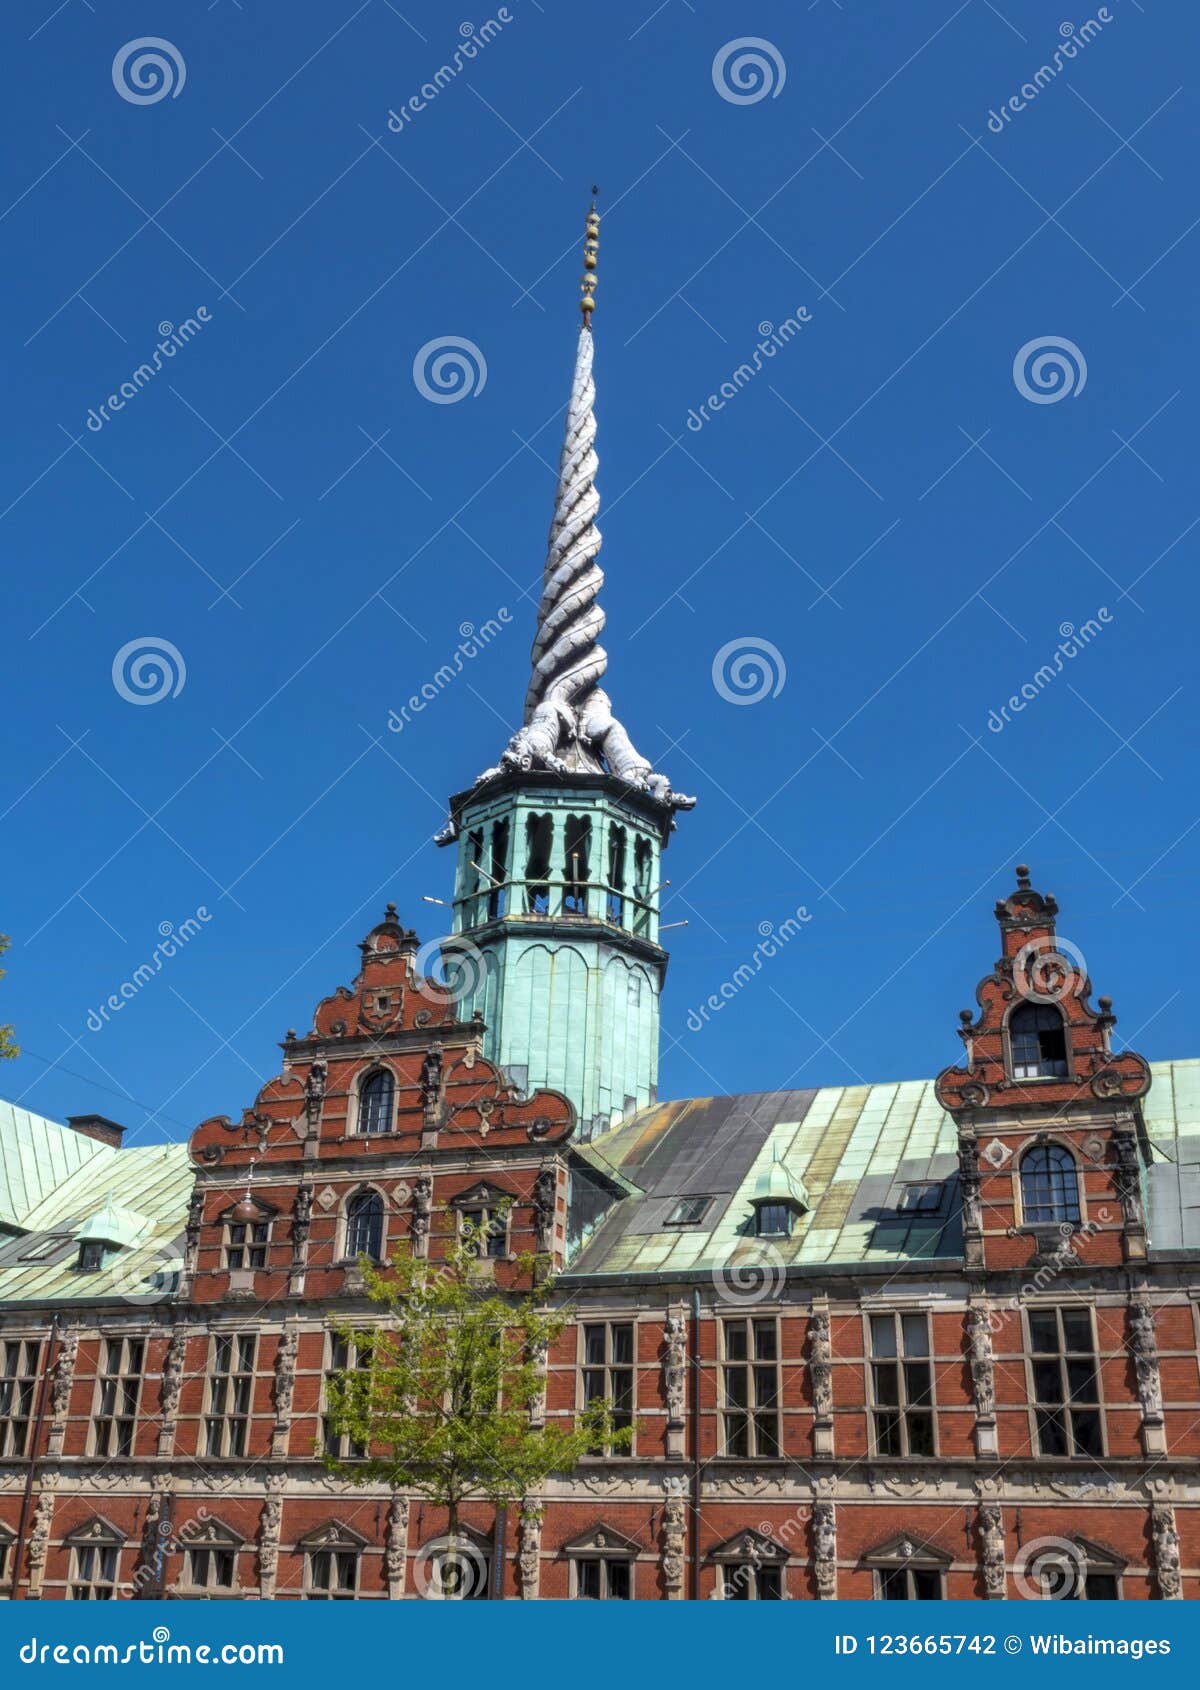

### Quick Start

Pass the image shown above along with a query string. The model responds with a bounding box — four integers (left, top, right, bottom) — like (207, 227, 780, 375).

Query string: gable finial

(581, 189, 599, 325)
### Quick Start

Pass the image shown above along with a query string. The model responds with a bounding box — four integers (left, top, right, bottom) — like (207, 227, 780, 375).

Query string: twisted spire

(453, 196, 695, 826)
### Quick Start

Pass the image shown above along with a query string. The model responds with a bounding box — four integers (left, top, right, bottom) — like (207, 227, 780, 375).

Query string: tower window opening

(464, 829, 484, 925)
(525, 814, 553, 914)
(563, 815, 592, 916)
(487, 818, 509, 919)
(632, 837, 653, 937)
(1009, 1002, 1069, 1079)
(607, 825, 627, 925)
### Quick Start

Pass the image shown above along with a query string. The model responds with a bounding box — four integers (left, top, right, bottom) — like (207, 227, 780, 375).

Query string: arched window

(1020, 1144, 1080, 1226)
(1009, 1002, 1068, 1079)
(345, 1191, 385, 1262)
(357, 1070, 394, 1136)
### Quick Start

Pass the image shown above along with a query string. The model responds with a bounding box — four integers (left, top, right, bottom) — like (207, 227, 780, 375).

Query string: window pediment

(450, 1180, 513, 1210)
(217, 1196, 278, 1223)
(862, 1532, 953, 1569)
(562, 1524, 640, 1558)
(298, 1519, 369, 1552)
(64, 1515, 126, 1548)
(184, 1516, 245, 1549)
(709, 1527, 788, 1564)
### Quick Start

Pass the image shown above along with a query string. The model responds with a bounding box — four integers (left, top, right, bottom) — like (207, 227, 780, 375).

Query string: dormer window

(225, 1216, 270, 1270)
(357, 1070, 395, 1136)
(755, 1203, 793, 1238)
(78, 1241, 108, 1274)
(1009, 1002, 1068, 1079)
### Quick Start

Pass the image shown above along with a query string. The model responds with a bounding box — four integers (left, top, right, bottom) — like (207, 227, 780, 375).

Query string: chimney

(67, 1113, 126, 1149)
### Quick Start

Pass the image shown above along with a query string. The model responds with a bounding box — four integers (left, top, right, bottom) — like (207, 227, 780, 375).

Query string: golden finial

(581, 186, 599, 325)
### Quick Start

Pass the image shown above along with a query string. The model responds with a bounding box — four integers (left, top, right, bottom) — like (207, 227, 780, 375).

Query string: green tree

(0, 936, 17, 1061)
(323, 1205, 632, 1596)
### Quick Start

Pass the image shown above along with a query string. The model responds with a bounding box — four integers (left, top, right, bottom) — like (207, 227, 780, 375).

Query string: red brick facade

(1, 885, 1195, 1601)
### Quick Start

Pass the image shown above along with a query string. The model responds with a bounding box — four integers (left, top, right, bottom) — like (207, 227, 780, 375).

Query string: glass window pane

(1062, 1312, 1093, 1354)
(577, 1560, 600, 1599)
(1071, 1410, 1103, 1458)
(901, 1314, 929, 1357)
(607, 1560, 631, 1600)
(870, 1315, 897, 1358)
(913, 1569, 942, 1600)
(1066, 1359, 1098, 1403)
(1029, 1312, 1059, 1353)
(879, 1568, 907, 1600)
(758, 1566, 782, 1600)
(724, 1324, 747, 1362)
(1086, 1573, 1119, 1601)
(1037, 1408, 1069, 1456)
(907, 1413, 934, 1457)
(873, 1362, 900, 1406)
(905, 1361, 932, 1405)
(611, 1325, 634, 1366)
(753, 1320, 777, 1362)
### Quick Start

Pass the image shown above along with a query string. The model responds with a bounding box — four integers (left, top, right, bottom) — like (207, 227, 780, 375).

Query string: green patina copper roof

(569, 1060, 1200, 1279)
(0, 1100, 110, 1231)
(0, 1105, 193, 1304)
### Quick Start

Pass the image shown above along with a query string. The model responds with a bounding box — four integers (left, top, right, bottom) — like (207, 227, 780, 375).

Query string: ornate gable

(935, 865, 1151, 1113)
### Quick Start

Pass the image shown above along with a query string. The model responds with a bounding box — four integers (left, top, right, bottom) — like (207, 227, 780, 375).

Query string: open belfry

(1, 207, 1197, 1602)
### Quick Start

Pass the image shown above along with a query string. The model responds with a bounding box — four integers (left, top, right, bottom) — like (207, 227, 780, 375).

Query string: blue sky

(2, 0, 1198, 1145)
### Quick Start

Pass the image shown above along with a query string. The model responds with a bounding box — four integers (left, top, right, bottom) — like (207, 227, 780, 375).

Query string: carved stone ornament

(258, 1492, 283, 1595)
(978, 1504, 1006, 1599)
(316, 1185, 338, 1212)
(184, 1189, 205, 1261)
(1113, 1128, 1144, 1227)
(160, 1327, 188, 1424)
(967, 1306, 997, 1420)
(812, 1501, 837, 1600)
(662, 1478, 686, 1598)
(51, 1332, 79, 1419)
(532, 1167, 556, 1254)
(664, 1307, 687, 1427)
(385, 1495, 409, 1595)
(808, 1311, 833, 1419)
(274, 1328, 299, 1420)
(292, 1184, 314, 1261)
(518, 1501, 542, 1600)
(27, 1488, 56, 1574)
(303, 1059, 327, 1126)
(1129, 1297, 1163, 1420)
(1152, 1502, 1182, 1599)
(411, 1174, 433, 1256)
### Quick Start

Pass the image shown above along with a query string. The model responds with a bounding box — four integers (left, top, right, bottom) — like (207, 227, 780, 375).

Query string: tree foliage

(0, 936, 17, 1061)
(322, 1206, 632, 1536)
